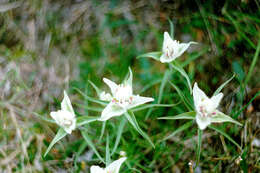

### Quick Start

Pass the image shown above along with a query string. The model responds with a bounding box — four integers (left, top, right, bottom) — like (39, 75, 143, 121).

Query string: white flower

(193, 83, 224, 130)
(90, 157, 126, 173)
(160, 32, 197, 63)
(99, 69, 154, 121)
(50, 91, 76, 134)
(99, 91, 112, 101)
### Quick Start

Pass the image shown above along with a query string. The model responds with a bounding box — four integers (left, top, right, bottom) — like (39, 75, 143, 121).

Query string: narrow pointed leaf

(168, 81, 193, 110)
(76, 116, 98, 127)
(112, 118, 126, 155)
(196, 129, 203, 166)
(213, 74, 235, 96)
(44, 128, 67, 157)
(159, 70, 171, 104)
(74, 88, 107, 106)
(132, 103, 180, 112)
(159, 111, 196, 120)
(125, 111, 155, 148)
(33, 112, 55, 124)
(162, 121, 193, 141)
(106, 133, 111, 166)
(88, 80, 101, 96)
(80, 130, 105, 163)
(208, 125, 242, 150)
(210, 111, 242, 126)
(99, 121, 106, 142)
(168, 19, 174, 39)
(170, 62, 192, 94)
(136, 51, 162, 61)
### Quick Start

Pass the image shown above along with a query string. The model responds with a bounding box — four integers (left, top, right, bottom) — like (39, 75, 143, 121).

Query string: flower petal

(99, 91, 112, 101)
(128, 95, 154, 109)
(193, 82, 208, 110)
(99, 102, 126, 121)
(196, 114, 211, 130)
(61, 90, 74, 114)
(105, 157, 127, 173)
(210, 92, 223, 109)
(162, 32, 174, 51)
(90, 166, 105, 173)
(175, 42, 197, 58)
(103, 78, 118, 96)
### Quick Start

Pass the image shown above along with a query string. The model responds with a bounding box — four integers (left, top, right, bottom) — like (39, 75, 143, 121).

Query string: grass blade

(106, 133, 111, 165)
(74, 87, 107, 106)
(125, 111, 155, 148)
(111, 118, 126, 155)
(80, 130, 105, 163)
(159, 111, 196, 120)
(99, 121, 106, 142)
(208, 125, 242, 150)
(44, 128, 67, 157)
(132, 103, 180, 112)
(76, 116, 98, 127)
(245, 39, 260, 86)
(168, 81, 193, 110)
(162, 121, 193, 141)
(136, 51, 162, 61)
(196, 129, 203, 166)
(213, 74, 235, 96)
(170, 62, 192, 94)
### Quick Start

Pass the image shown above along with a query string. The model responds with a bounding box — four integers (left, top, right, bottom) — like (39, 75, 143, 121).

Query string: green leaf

(159, 111, 196, 120)
(213, 74, 235, 96)
(99, 121, 106, 142)
(33, 112, 55, 124)
(88, 80, 101, 96)
(112, 118, 126, 155)
(125, 111, 155, 148)
(132, 103, 180, 112)
(74, 87, 107, 106)
(196, 129, 203, 166)
(44, 128, 67, 157)
(76, 116, 98, 127)
(159, 70, 171, 104)
(106, 133, 111, 166)
(168, 81, 193, 110)
(170, 62, 192, 94)
(136, 51, 162, 61)
(80, 130, 105, 163)
(208, 125, 242, 150)
(168, 18, 174, 39)
(210, 111, 242, 126)
(162, 121, 193, 141)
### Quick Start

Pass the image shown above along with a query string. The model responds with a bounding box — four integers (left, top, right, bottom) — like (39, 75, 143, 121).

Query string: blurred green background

(0, 0, 259, 172)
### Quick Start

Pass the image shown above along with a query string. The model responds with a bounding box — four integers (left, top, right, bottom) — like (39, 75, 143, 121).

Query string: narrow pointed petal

(106, 157, 127, 173)
(103, 78, 118, 96)
(61, 90, 74, 114)
(90, 166, 105, 173)
(193, 82, 208, 110)
(128, 95, 154, 109)
(99, 102, 126, 121)
(175, 42, 197, 58)
(210, 92, 223, 109)
(196, 114, 211, 130)
(50, 111, 62, 124)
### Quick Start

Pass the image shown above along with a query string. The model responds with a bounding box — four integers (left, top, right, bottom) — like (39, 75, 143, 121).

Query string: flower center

(198, 99, 216, 117)
(112, 84, 133, 107)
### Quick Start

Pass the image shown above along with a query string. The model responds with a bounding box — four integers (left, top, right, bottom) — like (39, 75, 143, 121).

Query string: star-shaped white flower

(160, 32, 197, 63)
(99, 69, 154, 121)
(193, 83, 224, 130)
(90, 157, 126, 173)
(50, 91, 76, 134)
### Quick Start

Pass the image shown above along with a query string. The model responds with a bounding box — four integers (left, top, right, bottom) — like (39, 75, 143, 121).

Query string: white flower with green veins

(90, 157, 126, 173)
(50, 91, 76, 134)
(160, 31, 197, 63)
(99, 68, 154, 121)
